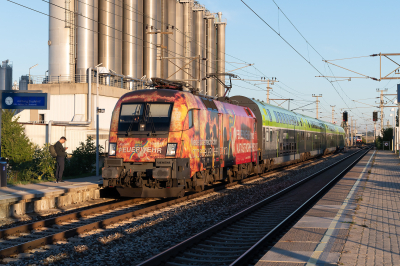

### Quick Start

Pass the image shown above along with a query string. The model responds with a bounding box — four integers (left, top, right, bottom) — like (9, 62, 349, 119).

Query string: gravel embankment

(4, 150, 359, 266)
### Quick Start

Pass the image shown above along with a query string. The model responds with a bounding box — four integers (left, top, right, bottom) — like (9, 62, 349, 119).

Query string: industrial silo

(192, 4, 206, 94)
(205, 12, 216, 97)
(76, 0, 96, 83)
(175, 1, 184, 81)
(48, 0, 74, 82)
(115, 0, 123, 75)
(123, 0, 139, 80)
(99, 0, 115, 73)
(216, 12, 226, 97)
(143, 0, 159, 80)
(137, 0, 144, 80)
(94, 0, 99, 70)
(165, 0, 177, 80)
(160, 0, 168, 79)
(182, 0, 192, 90)
(0, 60, 13, 91)
(19, 75, 29, 91)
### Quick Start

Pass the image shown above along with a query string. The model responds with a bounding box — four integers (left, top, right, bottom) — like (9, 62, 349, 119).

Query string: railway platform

(0, 176, 103, 219)
(256, 149, 399, 265)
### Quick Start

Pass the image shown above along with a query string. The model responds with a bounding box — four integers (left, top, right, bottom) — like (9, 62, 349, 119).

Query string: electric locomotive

(102, 80, 345, 198)
(102, 81, 257, 198)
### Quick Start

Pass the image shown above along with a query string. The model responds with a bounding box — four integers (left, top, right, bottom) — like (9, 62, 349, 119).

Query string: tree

(376, 127, 393, 149)
(1, 110, 34, 164)
(64, 136, 103, 176)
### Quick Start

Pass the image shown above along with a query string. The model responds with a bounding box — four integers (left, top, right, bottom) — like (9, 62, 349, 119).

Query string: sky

(1, 0, 399, 133)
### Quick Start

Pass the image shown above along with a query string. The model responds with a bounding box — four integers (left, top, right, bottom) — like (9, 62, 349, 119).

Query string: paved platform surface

(0, 176, 102, 203)
(256, 149, 377, 266)
(338, 151, 400, 266)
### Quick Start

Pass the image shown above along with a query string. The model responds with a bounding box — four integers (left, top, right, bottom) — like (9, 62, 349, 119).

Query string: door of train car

(263, 127, 270, 159)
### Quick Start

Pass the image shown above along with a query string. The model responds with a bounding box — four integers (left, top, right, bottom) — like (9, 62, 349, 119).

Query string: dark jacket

(55, 141, 67, 157)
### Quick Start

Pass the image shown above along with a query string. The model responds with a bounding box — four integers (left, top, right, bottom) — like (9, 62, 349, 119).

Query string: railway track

(0, 150, 348, 260)
(138, 147, 371, 266)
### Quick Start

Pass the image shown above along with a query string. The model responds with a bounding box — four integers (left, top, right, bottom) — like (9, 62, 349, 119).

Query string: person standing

(55, 137, 68, 183)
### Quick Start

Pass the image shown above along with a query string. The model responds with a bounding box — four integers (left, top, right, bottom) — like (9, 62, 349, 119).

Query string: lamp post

(29, 64, 38, 85)
(95, 63, 103, 177)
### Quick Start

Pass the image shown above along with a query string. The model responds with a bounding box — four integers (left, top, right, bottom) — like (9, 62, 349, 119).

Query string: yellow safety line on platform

(305, 150, 375, 266)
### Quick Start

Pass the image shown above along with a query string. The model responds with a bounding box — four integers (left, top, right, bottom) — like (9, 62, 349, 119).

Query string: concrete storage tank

(143, 0, 159, 80)
(94, 0, 99, 71)
(182, 0, 192, 89)
(0, 60, 13, 91)
(115, 0, 123, 75)
(19, 75, 29, 91)
(175, 1, 184, 81)
(216, 12, 226, 97)
(76, 0, 96, 83)
(123, 0, 140, 81)
(205, 12, 216, 97)
(48, 0, 74, 82)
(166, 0, 177, 80)
(99, 0, 115, 72)
(192, 4, 206, 94)
(137, 0, 144, 79)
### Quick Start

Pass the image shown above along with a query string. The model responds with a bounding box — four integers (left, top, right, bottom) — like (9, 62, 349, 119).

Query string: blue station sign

(1, 91, 49, 110)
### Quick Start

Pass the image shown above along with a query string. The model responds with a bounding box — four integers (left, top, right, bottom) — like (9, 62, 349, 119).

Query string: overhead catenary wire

(243, 0, 369, 122)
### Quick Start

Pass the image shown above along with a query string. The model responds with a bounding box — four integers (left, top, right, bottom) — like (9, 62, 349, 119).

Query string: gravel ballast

(3, 150, 359, 266)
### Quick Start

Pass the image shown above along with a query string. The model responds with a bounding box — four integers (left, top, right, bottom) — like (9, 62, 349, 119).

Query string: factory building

(16, 0, 228, 152)
(0, 60, 13, 91)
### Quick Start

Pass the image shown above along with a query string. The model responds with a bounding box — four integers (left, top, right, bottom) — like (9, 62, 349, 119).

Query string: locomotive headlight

(166, 143, 177, 156)
(109, 143, 117, 156)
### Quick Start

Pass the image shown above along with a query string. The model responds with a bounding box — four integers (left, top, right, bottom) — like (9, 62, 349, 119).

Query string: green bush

(9, 144, 56, 182)
(64, 136, 103, 177)
(1, 110, 34, 165)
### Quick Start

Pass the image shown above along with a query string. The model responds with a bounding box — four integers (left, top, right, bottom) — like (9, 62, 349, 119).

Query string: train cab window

(118, 103, 173, 132)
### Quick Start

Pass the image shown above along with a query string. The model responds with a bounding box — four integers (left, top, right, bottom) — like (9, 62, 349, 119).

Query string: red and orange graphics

(116, 138, 168, 162)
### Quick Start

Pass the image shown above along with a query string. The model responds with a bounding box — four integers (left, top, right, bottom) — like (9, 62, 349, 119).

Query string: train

(102, 80, 345, 198)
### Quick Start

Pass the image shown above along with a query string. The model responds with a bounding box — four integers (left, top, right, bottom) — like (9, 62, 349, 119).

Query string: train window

(270, 131, 273, 142)
(279, 113, 284, 123)
(118, 103, 173, 132)
(284, 114, 289, 124)
(276, 112, 281, 123)
(201, 98, 218, 111)
(188, 110, 193, 128)
(273, 111, 279, 123)
(266, 109, 272, 122)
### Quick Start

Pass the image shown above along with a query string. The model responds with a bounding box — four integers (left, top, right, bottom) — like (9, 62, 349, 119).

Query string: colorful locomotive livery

(102, 87, 345, 198)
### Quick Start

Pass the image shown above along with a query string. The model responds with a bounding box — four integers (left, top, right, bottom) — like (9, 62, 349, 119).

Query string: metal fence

(30, 74, 145, 90)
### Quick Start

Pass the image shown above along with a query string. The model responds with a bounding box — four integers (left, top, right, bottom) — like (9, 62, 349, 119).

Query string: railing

(29, 74, 145, 90)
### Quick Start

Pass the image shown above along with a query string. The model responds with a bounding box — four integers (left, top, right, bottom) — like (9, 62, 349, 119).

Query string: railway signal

(373, 111, 378, 122)
(343, 111, 348, 122)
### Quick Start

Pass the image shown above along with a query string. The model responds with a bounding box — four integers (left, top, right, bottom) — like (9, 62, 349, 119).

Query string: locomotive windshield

(119, 103, 173, 133)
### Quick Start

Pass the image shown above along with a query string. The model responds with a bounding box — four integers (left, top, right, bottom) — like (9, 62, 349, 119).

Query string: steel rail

(137, 147, 369, 266)
(231, 147, 372, 265)
(0, 151, 340, 258)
